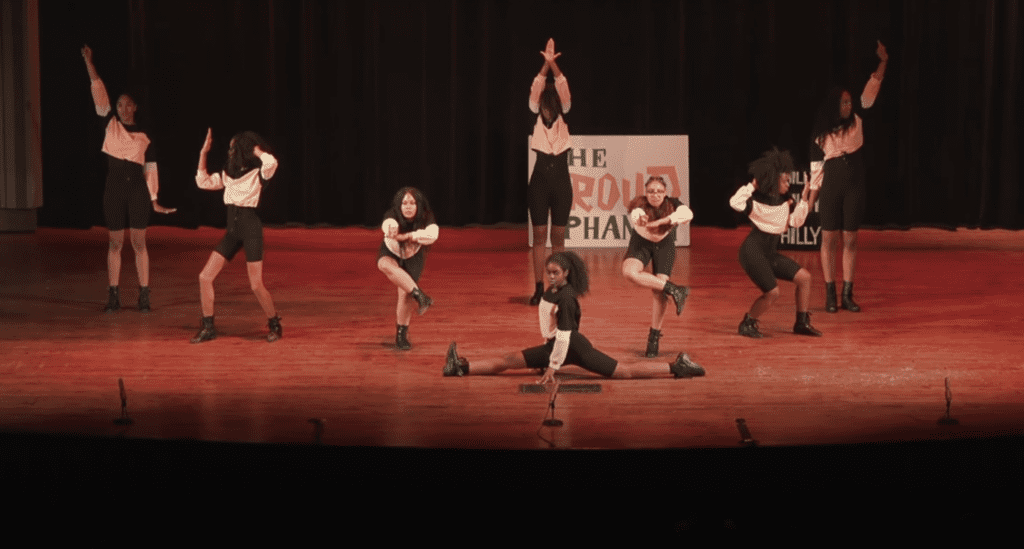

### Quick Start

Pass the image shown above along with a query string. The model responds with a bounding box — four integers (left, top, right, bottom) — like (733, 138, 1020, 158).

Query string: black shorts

(528, 150, 573, 227)
(104, 158, 151, 231)
(521, 332, 618, 377)
(377, 241, 427, 282)
(215, 205, 264, 262)
(819, 150, 866, 232)
(739, 227, 801, 293)
(624, 232, 676, 276)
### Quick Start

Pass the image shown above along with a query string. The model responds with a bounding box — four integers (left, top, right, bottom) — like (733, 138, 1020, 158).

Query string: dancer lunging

(191, 129, 281, 343)
(731, 148, 821, 338)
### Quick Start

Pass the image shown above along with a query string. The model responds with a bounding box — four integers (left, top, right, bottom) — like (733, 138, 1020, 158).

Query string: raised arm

(861, 41, 888, 109)
(195, 128, 224, 191)
(81, 45, 111, 117)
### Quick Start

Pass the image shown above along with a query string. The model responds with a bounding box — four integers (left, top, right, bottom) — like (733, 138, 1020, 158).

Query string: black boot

(645, 328, 662, 358)
(410, 288, 433, 315)
(670, 353, 705, 378)
(396, 324, 411, 350)
(190, 316, 216, 344)
(443, 341, 469, 377)
(138, 286, 151, 312)
(841, 281, 861, 312)
(267, 315, 282, 343)
(662, 280, 690, 316)
(824, 282, 838, 313)
(793, 312, 822, 337)
(738, 313, 764, 338)
(104, 286, 120, 312)
(529, 281, 544, 306)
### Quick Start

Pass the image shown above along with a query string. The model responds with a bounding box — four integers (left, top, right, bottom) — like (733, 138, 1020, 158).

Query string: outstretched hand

(81, 44, 93, 62)
(876, 40, 888, 62)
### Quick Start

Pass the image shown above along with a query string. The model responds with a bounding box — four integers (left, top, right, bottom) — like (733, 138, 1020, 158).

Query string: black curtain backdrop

(37, 0, 1023, 230)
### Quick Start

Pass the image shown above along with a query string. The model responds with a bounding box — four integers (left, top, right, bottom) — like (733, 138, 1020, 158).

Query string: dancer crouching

(442, 251, 705, 380)
(730, 148, 821, 338)
(376, 187, 438, 350)
(191, 129, 281, 343)
(622, 175, 693, 357)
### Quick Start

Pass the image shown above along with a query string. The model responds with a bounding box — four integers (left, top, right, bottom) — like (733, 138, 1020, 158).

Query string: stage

(2, 224, 1021, 450)
(3, 224, 1023, 531)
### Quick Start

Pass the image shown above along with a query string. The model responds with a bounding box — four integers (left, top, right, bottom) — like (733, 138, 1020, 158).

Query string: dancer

(191, 129, 281, 343)
(527, 38, 573, 306)
(731, 148, 820, 338)
(443, 251, 705, 380)
(622, 176, 694, 357)
(81, 45, 175, 312)
(376, 187, 438, 350)
(808, 40, 888, 313)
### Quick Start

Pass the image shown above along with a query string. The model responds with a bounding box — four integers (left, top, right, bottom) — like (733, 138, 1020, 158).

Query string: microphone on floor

(113, 377, 133, 425)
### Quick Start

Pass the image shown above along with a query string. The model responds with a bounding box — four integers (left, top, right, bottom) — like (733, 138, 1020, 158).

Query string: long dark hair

(539, 82, 563, 127)
(226, 131, 272, 178)
(388, 186, 435, 232)
(748, 148, 794, 198)
(810, 86, 856, 145)
(546, 251, 589, 296)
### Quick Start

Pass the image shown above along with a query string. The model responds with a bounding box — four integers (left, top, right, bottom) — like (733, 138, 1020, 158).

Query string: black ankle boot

(794, 312, 822, 337)
(645, 328, 662, 358)
(662, 281, 690, 316)
(267, 315, 282, 343)
(138, 286, 151, 312)
(443, 341, 469, 377)
(841, 281, 861, 312)
(738, 313, 764, 338)
(411, 288, 433, 315)
(529, 281, 544, 306)
(190, 316, 216, 344)
(670, 353, 705, 378)
(824, 282, 837, 313)
(104, 286, 120, 312)
(396, 324, 411, 350)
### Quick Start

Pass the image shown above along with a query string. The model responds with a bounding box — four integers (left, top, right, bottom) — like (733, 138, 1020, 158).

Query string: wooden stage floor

(2, 225, 1022, 451)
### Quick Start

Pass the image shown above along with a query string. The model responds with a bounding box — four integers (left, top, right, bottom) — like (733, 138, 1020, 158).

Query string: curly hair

(748, 148, 795, 198)
(546, 251, 590, 296)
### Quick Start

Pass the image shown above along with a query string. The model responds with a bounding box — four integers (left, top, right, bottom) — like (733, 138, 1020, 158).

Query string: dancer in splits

(376, 187, 438, 350)
(443, 251, 705, 380)
(191, 129, 281, 343)
(622, 175, 693, 357)
(808, 40, 888, 313)
(81, 45, 175, 312)
(526, 38, 573, 306)
(731, 148, 821, 338)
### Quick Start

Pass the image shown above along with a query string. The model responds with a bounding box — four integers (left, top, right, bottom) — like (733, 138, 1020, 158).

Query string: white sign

(528, 135, 690, 248)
